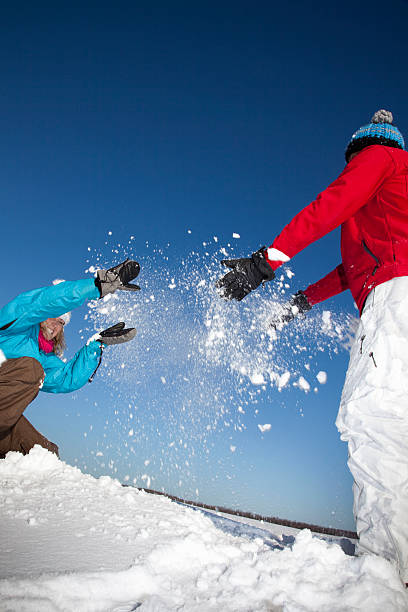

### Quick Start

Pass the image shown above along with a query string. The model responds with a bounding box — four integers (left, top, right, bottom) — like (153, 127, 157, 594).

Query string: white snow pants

(336, 277, 408, 583)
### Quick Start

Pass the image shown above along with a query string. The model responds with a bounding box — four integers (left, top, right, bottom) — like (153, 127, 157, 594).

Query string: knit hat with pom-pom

(345, 110, 405, 163)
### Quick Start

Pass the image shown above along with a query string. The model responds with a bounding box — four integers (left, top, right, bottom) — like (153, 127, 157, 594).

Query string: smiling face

(40, 318, 65, 340)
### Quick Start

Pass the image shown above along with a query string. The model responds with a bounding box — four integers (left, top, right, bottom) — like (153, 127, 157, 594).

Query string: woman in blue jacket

(0, 259, 140, 458)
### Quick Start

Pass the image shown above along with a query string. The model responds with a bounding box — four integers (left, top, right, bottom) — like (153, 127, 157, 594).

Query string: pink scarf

(38, 329, 54, 354)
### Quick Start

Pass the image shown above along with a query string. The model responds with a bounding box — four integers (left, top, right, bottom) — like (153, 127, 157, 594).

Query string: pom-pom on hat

(345, 110, 405, 163)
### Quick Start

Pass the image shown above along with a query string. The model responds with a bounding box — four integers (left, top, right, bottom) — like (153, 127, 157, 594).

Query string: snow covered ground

(1, 447, 407, 611)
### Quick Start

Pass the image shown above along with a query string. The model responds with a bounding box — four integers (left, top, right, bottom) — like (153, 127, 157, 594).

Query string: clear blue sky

(1, 0, 407, 530)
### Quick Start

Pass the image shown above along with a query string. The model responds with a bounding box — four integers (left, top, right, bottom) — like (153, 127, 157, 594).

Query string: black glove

(216, 247, 275, 301)
(270, 291, 312, 330)
(95, 259, 141, 298)
(99, 322, 137, 345)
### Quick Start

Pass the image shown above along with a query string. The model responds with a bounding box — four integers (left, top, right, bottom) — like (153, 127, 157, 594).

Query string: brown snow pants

(0, 357, 59, 458)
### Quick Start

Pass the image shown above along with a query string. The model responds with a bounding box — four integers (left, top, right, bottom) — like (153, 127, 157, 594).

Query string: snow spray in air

(80, 233, 356, 504)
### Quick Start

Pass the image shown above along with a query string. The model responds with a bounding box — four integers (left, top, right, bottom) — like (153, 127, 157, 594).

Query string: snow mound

(0, 447, 407, 611)
(0, 444, 64, 476)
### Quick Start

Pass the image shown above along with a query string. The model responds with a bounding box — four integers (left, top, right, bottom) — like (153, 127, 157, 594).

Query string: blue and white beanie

(345, 110, 405, 162)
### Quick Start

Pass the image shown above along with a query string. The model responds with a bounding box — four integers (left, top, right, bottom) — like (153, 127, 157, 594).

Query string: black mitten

(99, 322, 137, 345)
(88, 322, 136, 382)
(216, 247, 275, 301)
(95, 259, 141, 298)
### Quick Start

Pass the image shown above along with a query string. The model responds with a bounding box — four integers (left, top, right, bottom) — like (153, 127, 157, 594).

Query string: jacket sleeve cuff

(264, 247, 291, 271)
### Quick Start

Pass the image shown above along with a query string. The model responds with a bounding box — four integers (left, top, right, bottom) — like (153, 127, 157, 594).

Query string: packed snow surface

(1, 447, 407, 612)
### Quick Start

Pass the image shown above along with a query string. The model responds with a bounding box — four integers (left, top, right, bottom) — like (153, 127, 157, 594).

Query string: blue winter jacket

(0, 279, 102, 393)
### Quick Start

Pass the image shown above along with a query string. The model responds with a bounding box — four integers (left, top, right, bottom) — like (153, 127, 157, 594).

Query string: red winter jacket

(265, 145, 408, 314)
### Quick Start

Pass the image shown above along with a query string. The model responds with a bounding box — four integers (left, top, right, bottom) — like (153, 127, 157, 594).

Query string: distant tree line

(131, 486, 358, 540)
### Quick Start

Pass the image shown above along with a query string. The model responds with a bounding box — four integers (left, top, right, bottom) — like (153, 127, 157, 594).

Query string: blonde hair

(53, 328, 66, 357)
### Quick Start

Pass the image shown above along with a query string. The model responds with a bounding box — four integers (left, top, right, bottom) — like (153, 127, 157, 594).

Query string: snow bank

(0, 447, 406, 611)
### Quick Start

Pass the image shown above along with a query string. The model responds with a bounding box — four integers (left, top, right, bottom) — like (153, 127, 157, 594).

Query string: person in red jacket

(217, 110, 408, 585)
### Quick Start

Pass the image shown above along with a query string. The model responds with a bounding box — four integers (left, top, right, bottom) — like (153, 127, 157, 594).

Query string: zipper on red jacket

(362, 240, 380, 275)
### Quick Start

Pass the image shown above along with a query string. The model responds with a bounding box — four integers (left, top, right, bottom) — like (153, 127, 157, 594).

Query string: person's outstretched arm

(265, 146, 394, 271)
(0, 259, 140, 333)
(41, 340, 102, 393)
(217, 146, 394, 301)
(0, 280, 99, 334)
(302, 264, 348, 306)
(41, 323, 137, 393)
(270, 264, 348, 329)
